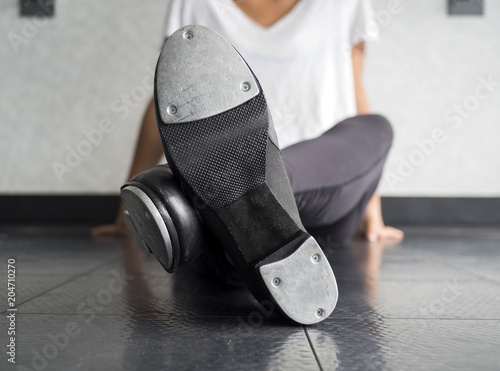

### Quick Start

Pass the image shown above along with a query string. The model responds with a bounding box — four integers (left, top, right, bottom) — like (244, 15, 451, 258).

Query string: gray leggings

(282, 114, 393, 242)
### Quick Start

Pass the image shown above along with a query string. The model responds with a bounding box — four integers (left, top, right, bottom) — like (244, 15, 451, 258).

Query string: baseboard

(0, 195, 121, 225)
(381, 197, 500, 226)
(0, 196, 498, 226)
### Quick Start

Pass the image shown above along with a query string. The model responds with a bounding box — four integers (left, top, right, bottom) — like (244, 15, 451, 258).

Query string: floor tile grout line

(378, 317, 500, 321)
(8, 313, 500, 321)
(430, 260, 500, 287)
(2, 311, 415, 321)
(440, 263, 500, 287)
(5, 314, 297, 321)
(402, 248, 500, 287)
(303, 325, 323, 371)
(1, 256, 120, 314)
(2, 313, 392, 321)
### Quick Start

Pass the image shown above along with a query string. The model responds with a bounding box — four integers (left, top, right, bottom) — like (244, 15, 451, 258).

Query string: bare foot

(358, 192, 404, 243)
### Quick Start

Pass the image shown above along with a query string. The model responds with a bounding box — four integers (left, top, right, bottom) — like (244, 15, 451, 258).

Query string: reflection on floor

(1, 226, 499, 370)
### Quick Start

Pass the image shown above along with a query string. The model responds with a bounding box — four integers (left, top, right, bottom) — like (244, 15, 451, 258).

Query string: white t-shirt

(163, 0, 377, 149)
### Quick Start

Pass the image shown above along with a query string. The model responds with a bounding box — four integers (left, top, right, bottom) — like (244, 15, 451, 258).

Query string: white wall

(0, 0, 168, 194)
(1, 0, 499, 196)
(369, 0, 500, 196)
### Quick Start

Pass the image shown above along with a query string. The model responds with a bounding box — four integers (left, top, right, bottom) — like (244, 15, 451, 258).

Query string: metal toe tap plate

(156, 25, 260, 124)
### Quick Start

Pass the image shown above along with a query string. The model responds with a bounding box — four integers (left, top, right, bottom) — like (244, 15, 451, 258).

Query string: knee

(368, 114, 393, 149)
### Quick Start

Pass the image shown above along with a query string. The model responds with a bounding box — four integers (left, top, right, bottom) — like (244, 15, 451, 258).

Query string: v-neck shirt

(164, 0, 378, 149)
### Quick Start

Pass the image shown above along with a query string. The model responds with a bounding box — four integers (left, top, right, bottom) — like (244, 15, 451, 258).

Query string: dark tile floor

(1, 226, 499, 370)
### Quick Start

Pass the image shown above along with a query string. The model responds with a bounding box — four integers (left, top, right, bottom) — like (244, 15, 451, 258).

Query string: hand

(362, 224, 404, 242)
(91, 221, 130, 239)
(359, 192, 404, 243)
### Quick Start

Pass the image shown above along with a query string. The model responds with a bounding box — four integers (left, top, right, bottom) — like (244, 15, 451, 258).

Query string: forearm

(127, 98, 164, 178)
(350, 45, 403, 241)
(355, 86, 370, 115)
(351, 42, 370, 114)
(352, 43, 378, 212)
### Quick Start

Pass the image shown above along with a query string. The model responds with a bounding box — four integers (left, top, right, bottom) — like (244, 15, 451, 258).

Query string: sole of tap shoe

(153, 25, 338, 324)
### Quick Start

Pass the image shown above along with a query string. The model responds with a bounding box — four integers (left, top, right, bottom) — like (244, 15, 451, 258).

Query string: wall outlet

(449, 0, 484, 15)
(20, 0, 55, 17)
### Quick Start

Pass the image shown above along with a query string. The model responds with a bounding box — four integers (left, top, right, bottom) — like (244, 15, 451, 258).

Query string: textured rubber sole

(154, 25, 338, 324)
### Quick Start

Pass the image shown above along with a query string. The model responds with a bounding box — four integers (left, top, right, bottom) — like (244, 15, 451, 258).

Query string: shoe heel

(123, 210, 153, 255)
(258, 236, 338, 325)
(121, 185, 178, 273)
